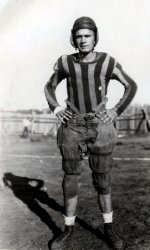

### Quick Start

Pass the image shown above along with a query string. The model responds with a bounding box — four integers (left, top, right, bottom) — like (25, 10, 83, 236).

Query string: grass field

(0, 134, 150, 250)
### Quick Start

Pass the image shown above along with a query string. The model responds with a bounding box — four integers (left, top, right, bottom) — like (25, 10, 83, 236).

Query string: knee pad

(92, 173, 111, 195)
(62, 174, 81, 199)
(62, 159, 84, 175)
(89, 147, 113, 173)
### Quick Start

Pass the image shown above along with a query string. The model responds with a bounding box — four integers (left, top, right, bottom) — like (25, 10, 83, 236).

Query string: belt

(65, 97, 108, 122)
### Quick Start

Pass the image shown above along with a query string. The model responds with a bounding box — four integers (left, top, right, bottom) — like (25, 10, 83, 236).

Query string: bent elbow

(131, 80, 137, 97)
(44, 83, 48, 96)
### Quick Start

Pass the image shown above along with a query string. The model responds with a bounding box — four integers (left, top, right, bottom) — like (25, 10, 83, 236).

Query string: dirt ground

(0, 133, 150, 250)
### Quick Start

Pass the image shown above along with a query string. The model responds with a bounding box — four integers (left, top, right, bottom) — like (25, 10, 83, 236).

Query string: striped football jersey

(44, 52, 137, 115)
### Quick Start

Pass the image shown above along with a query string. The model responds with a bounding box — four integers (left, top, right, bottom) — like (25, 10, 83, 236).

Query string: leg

(98, 192, 112, 213)
(89, 128, 114, 210)
(91, 171, 123, 250)
(64, 195, 78, 217)
(89, 148, 123, 249)
(91, 170, 113, 222)
(51, 124, 84, 249)
(51, 173, 82, 250)
(58, 124, 84, 220)
(62, 173, 81, 218)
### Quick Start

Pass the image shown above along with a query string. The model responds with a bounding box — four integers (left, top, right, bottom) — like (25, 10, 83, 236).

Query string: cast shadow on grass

(3, 173, 105, 248)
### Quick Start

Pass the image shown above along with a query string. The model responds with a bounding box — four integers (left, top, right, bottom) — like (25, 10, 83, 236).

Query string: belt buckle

(84, 113, 95, 121)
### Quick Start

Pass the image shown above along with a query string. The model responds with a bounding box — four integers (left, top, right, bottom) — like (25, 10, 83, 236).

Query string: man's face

(75, 29, 95, 53)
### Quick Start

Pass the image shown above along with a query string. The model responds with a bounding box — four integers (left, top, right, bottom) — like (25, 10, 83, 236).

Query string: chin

(79, 49, 90, 53)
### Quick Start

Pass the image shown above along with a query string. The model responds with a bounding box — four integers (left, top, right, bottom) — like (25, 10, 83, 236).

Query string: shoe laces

(56, 226, 73, 242)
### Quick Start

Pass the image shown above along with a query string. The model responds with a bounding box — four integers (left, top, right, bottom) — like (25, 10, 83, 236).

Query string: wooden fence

(0, 105, 150, 136)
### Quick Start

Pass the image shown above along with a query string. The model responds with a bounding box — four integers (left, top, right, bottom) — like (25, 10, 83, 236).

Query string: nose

(81, 36, 86, 43)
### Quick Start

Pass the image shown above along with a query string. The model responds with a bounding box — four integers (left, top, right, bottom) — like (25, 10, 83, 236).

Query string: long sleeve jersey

(44, 52, 137, 116)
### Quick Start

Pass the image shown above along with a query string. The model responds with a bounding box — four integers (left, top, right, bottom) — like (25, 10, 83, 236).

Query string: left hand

(56, 108, 72, 124)
(99, 108, 117, 124)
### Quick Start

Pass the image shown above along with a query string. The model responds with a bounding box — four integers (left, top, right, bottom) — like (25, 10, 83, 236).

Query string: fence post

(31, 110, 36, 134)
(129, 106, 135, 135)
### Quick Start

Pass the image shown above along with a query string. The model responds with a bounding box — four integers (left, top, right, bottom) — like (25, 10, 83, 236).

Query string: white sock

(64, 215, 76, 226)
(102, 211, 113, 223)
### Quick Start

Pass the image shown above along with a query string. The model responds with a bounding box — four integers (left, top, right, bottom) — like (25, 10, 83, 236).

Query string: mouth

(80, 45, 88, 49)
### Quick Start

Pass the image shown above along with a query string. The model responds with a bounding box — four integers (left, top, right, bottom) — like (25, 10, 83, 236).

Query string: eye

(75, 35, 81, 39)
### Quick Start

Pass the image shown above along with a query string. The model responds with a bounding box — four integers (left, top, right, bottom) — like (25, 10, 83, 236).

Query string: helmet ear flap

(95, 29, 99, 47)
(70, 33, 77, 48)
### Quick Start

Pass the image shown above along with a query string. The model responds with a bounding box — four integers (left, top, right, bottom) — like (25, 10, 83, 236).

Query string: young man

(44, 16, 137, 250)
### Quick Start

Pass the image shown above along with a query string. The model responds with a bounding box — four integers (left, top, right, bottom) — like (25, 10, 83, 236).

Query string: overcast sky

(0, 0, 149, 110)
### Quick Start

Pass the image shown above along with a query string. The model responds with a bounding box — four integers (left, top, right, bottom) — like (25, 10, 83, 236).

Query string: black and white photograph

(0, 0, 150, 249)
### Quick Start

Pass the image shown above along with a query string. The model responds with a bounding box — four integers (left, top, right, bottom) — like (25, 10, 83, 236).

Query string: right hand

(55, 108, 72, 124)
(98, 108, 117, 124)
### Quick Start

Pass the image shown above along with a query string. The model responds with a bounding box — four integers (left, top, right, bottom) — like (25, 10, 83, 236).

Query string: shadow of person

(3, 172, 106, 249)
(3, 172, 62, 238)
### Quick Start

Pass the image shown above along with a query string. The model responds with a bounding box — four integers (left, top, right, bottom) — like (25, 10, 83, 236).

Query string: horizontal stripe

(6, 154, 150, 161)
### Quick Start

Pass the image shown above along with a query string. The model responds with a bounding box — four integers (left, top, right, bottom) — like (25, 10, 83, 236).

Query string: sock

(102, 211, 113, 223)
(64, 215, 76, 226)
